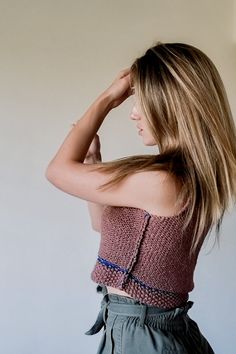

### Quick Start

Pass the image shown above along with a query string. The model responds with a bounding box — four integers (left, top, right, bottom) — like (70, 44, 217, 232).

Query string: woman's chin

(137, 130, 156, 146)
(143, 138, 157, 146)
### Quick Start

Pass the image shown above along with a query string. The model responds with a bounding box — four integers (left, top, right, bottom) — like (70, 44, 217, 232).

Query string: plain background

(1, 1, 236, 353)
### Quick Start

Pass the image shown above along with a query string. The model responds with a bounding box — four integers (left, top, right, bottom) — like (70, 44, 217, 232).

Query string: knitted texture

(91, 202, 208, 309)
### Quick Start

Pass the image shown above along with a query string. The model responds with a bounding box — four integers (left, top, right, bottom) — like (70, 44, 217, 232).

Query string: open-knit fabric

(91, 201, 208, 309)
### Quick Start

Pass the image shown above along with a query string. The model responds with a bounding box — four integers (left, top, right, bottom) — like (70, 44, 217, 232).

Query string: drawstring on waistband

(85, 285, 110, 335)
(85, 285, 194, 335)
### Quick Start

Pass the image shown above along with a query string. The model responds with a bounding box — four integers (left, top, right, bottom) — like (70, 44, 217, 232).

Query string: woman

(45, 42, 236, 353)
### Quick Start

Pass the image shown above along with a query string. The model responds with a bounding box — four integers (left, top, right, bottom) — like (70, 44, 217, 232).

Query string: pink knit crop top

(91, 201, 209, 309)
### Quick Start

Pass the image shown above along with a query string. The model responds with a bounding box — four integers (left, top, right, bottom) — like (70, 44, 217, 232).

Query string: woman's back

(105, 171, 187, 299)
(90, 170, 206, 309)
(46, 41, 236, 353)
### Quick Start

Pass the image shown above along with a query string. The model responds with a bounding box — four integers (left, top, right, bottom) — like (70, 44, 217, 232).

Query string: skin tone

(102, 66, 156, 146)
(46, 67, 156, 167)
(129, 95, 157, 146)
(46, 68, 180, 298)
(47, 68, 136, 166)
(84, 72, 157, 298)
(85, 72, 156, 160)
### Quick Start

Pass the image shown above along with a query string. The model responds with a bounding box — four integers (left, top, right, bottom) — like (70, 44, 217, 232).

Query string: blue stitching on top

(97, 256, 128, 274)
(144, 210, 151, 217)
(97, 256, 180, 296)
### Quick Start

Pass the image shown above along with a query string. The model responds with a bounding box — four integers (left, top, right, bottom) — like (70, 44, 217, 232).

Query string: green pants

(85, 285, 215, 354)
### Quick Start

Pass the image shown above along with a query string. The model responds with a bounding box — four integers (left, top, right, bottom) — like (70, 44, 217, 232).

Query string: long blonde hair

(91, 41, 236, 256)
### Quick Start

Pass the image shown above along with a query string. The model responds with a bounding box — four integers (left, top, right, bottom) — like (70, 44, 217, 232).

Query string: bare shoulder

(46, 160, 183, 215)
(133, 170, 184, 216)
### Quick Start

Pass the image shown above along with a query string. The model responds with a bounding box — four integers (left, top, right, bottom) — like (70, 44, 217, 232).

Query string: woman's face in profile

(130, 95, 156, 146)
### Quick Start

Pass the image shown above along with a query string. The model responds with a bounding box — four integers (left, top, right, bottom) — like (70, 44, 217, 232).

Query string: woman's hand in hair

(99, 68, 133, 110)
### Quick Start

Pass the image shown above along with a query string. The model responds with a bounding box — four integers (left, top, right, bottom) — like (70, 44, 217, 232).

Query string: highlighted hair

(91, 42, 236, 256)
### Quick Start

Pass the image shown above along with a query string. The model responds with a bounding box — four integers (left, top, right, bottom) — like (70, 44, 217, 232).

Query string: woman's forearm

(46, 94, 112, 169)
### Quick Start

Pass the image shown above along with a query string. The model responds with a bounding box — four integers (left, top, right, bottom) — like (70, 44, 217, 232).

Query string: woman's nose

(130, 106, 140, 120)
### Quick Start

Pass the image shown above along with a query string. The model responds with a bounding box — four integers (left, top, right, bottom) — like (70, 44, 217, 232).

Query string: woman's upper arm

(45, 161, 164, 209)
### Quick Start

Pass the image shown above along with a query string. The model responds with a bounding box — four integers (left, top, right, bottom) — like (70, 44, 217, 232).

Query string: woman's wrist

(71, 93, 113, 128)
(96, 92, 114, 111)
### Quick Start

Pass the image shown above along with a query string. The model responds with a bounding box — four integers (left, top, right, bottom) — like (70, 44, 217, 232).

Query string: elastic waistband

(85, 285, 194, 336)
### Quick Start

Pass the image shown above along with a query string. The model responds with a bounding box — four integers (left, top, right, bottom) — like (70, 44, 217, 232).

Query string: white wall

(1, 1, 235, 353)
